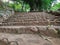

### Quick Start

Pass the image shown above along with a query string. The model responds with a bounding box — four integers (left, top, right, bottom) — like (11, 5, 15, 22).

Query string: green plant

(50, 3, 60, 11)
(42, 0, 53, 10)
(8, 1, 30, 12)
(23, 3, 30, 12)
(14, 3, 22, 11)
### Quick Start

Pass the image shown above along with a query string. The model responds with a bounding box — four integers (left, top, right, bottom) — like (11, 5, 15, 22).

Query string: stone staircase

(1, 12, 60, 26)
(0, 12, 60, 36)
(0, 12, 60, 45)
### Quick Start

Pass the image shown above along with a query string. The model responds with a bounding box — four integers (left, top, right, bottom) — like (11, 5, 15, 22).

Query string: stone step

(0, 26, 60, 37)
(1, 22, 47, 26)
(0, 26, 38, 34)
(1, 21, 60, 26)
(0, 28, 36, 34)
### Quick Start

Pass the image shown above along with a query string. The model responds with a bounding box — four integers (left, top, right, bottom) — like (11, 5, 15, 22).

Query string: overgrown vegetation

(22, 0, 53, 11)
(0, 0, 60, 12)
(0, 0, 54, 12)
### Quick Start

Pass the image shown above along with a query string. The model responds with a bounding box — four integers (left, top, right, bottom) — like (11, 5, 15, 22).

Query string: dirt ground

(0, 33, 60, 45)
